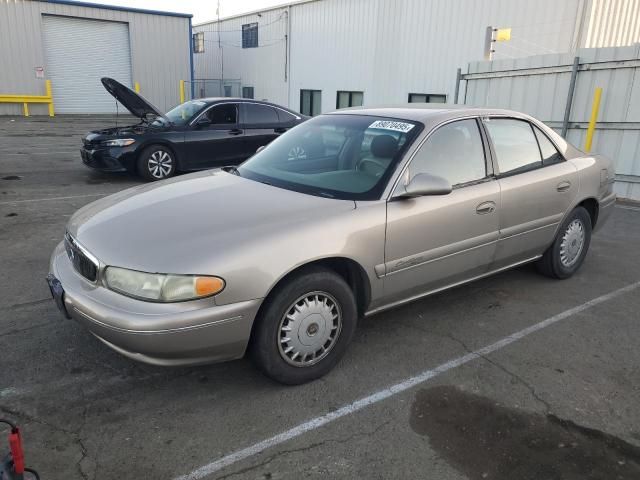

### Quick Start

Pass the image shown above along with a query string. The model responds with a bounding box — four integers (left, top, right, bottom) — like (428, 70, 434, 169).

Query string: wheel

(137, 145, 176, 181)
(250, 266, 358, 385)
(536, 206, 592, 279)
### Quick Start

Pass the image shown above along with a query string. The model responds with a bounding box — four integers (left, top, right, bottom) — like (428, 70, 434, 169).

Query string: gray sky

(77, 0, 289, 24)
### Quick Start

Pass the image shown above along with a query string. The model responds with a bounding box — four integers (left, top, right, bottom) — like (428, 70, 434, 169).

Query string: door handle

(274, 127, 287, 133)
(557, 181, 571, 192)
(228, 128, 243, 136)
(476, 201, 496, 215)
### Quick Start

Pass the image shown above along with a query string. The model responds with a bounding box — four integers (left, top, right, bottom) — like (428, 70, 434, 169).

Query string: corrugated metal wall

(194, 7, 289, 105)
(194, 0, 584, 113)
(0, 0, 191, 115)
(583, 0, 640, 48)
(463, 45, 640, 200)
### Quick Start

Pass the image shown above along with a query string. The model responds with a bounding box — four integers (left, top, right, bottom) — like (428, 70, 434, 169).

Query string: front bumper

(49, 242, 262, 366)
(80, 145, 137, 173)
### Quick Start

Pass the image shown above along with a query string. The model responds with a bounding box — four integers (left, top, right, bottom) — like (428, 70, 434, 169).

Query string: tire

(137, 145, 176, 181)
(250, 266, 358, 385)
(536, 206, 592, 279)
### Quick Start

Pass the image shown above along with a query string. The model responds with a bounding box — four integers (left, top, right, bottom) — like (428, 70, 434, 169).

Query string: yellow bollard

(134, 82, 140, 93)
(45, 79, 54, 117)
(23, 103, 29, 117)
(179, 80, 186, 104)
(584, 87, 602, 153)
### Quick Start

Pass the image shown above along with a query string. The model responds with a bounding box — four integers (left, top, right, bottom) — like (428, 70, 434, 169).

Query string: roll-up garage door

(42, 15, 133, 113)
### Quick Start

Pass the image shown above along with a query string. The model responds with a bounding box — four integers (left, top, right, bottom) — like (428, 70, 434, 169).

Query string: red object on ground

(8, 428, 24, 474)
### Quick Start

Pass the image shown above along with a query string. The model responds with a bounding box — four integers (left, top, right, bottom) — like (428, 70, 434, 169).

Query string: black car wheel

(536, 206, 592, 279)
(250, 266, 357, 385)
(137, 145, 176, 181)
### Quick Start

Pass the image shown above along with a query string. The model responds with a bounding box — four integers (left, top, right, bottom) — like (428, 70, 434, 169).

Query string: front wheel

(536, 206, 592, 279)
(137, 145, 176, 181)
(249, 266, 357, 385)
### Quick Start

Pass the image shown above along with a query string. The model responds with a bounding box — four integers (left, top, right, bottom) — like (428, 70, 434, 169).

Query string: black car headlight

(101, 138, 136, 147)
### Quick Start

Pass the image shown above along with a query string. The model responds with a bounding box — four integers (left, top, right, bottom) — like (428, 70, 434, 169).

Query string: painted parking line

(174, 281, 640, 480)
(0, 193, 108, 205)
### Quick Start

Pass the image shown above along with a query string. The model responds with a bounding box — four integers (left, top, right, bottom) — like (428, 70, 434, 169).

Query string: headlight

(101, 138, 135, 147)
(104, 267, 225, 302)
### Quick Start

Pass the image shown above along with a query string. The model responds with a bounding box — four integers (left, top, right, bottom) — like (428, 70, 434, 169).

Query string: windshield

(238, 114, 422, 200)
(155, 100, 208, 126)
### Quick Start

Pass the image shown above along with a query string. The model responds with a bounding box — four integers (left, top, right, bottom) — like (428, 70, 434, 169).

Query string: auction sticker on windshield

(369, 120, 415, 133)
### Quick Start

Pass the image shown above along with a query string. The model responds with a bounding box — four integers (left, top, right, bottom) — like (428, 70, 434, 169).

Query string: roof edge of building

(39, 0, 193, 19)
(193, 0, 321, 27)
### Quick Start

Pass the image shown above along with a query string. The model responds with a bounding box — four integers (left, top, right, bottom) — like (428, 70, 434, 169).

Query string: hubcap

(148, 151, 173, 178)
(287, 146, 306, 161)
(559, 219, 585, 267)
(278, 292, 342, 367)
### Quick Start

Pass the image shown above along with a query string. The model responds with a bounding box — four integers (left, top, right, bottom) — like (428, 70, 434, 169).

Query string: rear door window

(276, 109, 299, 125)
(243, 103, 279, 126)
(484, 118, 542, 175)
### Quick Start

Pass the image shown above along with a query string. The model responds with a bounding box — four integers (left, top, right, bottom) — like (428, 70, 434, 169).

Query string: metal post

(134, 82, 140, 93)
(23, 103, 29, 117)
(584, 87, 602, 153)
(45, 79, 54, 117)
(561, 56, 580, 137)
(454, 68, 462, 104)
(179, 80, 186, 104)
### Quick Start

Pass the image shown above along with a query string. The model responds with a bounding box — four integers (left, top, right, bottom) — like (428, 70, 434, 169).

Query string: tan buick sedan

(48, 106, 616, 384)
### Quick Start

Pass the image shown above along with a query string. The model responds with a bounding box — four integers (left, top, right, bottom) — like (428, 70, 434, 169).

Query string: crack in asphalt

(444, 332, 553, 414)
(213, 419, 394, 480)
(0, 400, 92, 480)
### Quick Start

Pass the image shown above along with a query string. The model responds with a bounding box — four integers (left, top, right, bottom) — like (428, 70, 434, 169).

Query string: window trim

(532, 124, 565, 166)
(201, 103, 239, 128)
(241, 22, 258, 49)
(240, 102, 280, 128)
(300, 89, 321, 116)
(481, 116, 565, 179)
(242, 86, 255, 99)
(193, 31, 205, 53)
(407, 93, 448, 103)
(336, 90, 364, 109)
(190, 101, 301, 127)
(389, 116, 493, 200)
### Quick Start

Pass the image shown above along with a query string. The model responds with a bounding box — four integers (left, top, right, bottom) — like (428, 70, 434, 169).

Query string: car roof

(330, 104, 529, 124)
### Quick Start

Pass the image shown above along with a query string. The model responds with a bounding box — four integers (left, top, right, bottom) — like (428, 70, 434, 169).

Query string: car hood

(101, 77, 167, 121)
(67, 170, 356, 274)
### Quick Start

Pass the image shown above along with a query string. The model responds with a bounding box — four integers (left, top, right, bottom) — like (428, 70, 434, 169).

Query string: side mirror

(397, 173, 452, 198)
(256, 145, 266, 154)
(195, 117, 211, 127)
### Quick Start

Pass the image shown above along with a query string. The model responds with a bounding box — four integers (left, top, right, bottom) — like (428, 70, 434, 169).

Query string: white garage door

(42, 15, 133, 114)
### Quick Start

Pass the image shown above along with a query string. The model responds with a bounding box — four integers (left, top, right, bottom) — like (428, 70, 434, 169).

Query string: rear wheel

(137, 145, 176, 181)
(250, 266, 357, 385)
(536, 206, 592, 279)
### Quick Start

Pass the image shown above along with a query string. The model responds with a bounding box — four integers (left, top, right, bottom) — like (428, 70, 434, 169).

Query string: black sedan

(81, 78, 307, 181)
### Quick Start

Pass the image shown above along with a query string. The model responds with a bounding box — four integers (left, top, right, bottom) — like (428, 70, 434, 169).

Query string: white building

(193, 0, 640, 115)
(0, 0, 193, 114)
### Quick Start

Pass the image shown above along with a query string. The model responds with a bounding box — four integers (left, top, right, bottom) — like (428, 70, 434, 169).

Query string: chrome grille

(64, 233, 98, 282)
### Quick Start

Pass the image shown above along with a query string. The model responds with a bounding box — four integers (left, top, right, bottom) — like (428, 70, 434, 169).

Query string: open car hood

(101, 77, 168, 122)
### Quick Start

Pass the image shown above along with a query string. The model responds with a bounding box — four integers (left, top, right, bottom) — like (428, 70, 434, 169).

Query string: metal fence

(457, 44, 640, 201)
(184, 79, 242, 100)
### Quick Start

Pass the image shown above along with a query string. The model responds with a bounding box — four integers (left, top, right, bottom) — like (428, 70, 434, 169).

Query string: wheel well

(262, 258, 372, 318)
(578, 198, 599, 228)
(139, 142, 181, 170)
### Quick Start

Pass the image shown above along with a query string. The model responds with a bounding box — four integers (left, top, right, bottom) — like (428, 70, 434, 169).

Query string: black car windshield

(238, 114, 422, 200)
(154, 100, 208, 126)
